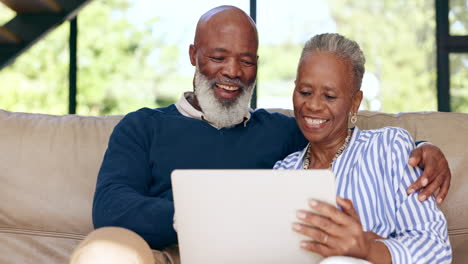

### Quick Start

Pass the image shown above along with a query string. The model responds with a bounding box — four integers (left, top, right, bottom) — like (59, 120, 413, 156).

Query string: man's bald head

(194, 5, 258, 48)
(188, 6, 259, 128)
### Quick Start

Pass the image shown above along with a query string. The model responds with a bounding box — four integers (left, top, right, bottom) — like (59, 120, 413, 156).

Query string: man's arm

(92, 111, 177, 249)
(407, 143, 451, 203)
(380, 131, 452, 263)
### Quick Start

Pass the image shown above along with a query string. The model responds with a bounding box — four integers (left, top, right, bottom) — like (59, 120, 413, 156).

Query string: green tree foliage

(76, 0, 180, 115)
(449, 0, 468, 113)
(451, 54, 468, 113)
(1, 1, 465, 114)
(329, 0, 437, 112)
(0, 3, 15, 24)
(0, 23, 70, 114)
(0, 0, 179, 115)
(258, 42, 302, 98)
(449, 0, 468, 35)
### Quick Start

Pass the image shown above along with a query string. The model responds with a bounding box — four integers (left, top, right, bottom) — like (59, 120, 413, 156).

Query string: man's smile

(214, 82, 242, 99)
(216, 83, 239, 91)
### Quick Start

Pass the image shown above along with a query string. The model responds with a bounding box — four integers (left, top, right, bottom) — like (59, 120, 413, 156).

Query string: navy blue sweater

(92, 105, 307, 249)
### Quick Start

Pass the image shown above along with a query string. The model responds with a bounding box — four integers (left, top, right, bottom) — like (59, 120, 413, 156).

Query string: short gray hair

(299, 33, 366, 90)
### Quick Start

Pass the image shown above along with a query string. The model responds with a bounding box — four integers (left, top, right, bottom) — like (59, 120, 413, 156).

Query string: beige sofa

(1, 108, 467, 263)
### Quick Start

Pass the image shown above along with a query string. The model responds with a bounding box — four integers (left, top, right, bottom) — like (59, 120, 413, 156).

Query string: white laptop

(171, 169, 336, 264)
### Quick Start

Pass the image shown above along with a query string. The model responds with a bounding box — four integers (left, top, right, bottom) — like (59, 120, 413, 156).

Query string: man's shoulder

(123, 105, 179, 121)
(249, 109, 303, 142)
(251, 108, 295, 123)
(113, 105, 180, 131)
(135, 105, 179, 116)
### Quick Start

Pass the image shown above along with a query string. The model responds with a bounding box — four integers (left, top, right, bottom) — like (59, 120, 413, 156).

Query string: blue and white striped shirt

(274, 126, 452, 263)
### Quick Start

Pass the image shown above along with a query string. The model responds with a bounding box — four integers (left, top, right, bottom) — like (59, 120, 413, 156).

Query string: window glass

(0, 0, 249, 115)
(0, 23, 69, 114)
(0, 0, 439, 115)
(449, 0, 468, 35)
(450, 53, 468, 113)
(256, 0, 437, 113)
(76, 0, 249, 115)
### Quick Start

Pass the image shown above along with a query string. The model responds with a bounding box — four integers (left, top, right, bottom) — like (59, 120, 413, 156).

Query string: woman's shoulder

(357, 126, 414, 143)
(273, 149, 304, 170)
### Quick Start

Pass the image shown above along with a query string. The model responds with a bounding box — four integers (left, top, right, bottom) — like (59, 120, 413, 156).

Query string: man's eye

(210, 57, 224, 62)
(241, 60, 256, 66)
(299, 91, 311, 96)
(325, 95, 337, 100)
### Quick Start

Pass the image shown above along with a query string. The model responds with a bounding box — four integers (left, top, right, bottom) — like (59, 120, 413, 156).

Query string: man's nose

(221, 58, 242, 79)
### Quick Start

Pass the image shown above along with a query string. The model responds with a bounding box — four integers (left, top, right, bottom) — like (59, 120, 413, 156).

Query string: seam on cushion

(0, 227, 86, 240)
(448, 228, 468, 236)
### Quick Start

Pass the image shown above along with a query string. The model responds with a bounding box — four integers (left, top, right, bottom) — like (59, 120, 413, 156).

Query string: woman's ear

(352, 90, 363, 113)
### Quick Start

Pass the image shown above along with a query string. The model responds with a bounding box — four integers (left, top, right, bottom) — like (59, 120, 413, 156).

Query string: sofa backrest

(0, 110, 121, 236)
(0, 109, 467, 263)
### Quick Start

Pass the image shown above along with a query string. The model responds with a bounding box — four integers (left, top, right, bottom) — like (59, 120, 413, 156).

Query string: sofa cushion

(0, 110, 122, 235)
(1, 109, 467, 263)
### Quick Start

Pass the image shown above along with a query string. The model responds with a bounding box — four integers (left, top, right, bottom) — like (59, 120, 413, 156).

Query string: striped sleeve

(273, 151, 302, 170)
(381, 128, 452, 264)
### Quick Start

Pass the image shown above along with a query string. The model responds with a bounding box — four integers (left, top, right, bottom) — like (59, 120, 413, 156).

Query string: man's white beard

(194, 69, 255, 128)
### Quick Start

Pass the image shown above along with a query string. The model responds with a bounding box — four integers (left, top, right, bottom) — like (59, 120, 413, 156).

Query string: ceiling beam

(0, 0, 61, 13)
(0, 27, 20, 43)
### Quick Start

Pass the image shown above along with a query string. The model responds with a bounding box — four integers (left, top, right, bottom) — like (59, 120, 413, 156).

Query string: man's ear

(189, 44, 197, 66)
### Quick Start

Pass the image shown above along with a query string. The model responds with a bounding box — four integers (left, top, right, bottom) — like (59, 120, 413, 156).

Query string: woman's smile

(302, 116, 330, 130)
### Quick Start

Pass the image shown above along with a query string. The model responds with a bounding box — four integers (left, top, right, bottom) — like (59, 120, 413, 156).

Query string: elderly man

(71, 5, 451, 264)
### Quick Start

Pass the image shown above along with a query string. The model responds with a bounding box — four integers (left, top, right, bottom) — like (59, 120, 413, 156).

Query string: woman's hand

(292, 197, 391, 263)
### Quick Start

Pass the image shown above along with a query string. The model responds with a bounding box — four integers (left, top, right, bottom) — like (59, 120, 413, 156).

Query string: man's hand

(407, 144, 451, 204)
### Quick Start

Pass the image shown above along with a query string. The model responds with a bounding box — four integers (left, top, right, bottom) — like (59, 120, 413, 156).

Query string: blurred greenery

(256, 0, 461, 113)
(0, 3, 14, 25)
(329, 0, 438, 112)
(450, 0, 468, 35)
(0, 0, 181, 115)
(451, 54, 468, 112)
(0, 0, 466, 114)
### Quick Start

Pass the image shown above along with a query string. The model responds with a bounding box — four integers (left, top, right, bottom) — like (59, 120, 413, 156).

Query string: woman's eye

(299, 91, 311, 96)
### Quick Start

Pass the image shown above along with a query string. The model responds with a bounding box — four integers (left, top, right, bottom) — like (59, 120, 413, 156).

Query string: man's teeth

(217, 84, 239, 91)
(305, 118, 327, 125)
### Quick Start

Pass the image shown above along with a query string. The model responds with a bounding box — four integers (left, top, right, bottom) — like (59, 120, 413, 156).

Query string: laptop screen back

(172, 169, 336, 264)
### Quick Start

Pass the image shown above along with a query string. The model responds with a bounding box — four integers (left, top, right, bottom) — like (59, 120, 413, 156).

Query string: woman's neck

(307, 129, 351, 169)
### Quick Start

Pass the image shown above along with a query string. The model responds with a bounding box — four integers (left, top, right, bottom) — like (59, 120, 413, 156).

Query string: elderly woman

(274, 33, 452, 264)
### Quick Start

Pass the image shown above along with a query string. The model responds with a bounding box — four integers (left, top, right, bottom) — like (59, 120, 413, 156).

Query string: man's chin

(214, 94, 239, 107)
(213, 88, 242, 106)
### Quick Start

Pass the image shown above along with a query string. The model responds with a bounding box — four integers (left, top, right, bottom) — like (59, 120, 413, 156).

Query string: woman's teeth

(304, 118, 327, 125)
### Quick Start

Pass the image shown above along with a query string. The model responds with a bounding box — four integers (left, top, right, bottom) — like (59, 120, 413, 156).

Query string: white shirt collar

(175, 92, 252, 129)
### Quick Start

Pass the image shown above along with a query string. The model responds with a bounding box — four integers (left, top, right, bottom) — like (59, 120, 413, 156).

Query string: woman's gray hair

(300, 33, 366, 90)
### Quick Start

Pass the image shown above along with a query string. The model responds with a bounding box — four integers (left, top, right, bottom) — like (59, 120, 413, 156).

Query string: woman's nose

(305, 95, 324, 112)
